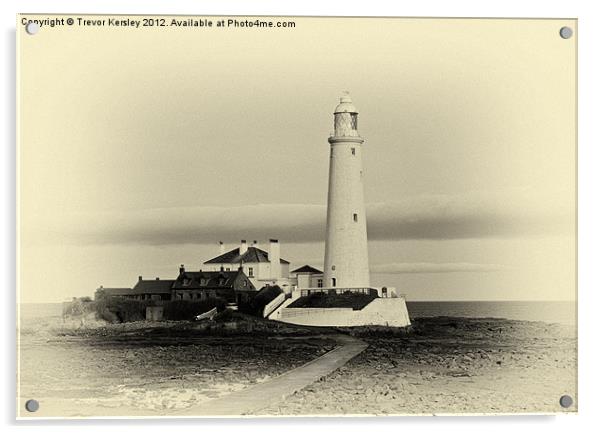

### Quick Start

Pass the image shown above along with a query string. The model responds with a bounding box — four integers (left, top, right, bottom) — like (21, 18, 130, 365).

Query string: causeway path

(176, 332, 368, 416)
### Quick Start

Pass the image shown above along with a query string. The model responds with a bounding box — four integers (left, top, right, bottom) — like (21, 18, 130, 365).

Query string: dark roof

(132, 279, 175, 294)
(101, 288, 133, 296)
(172, 270, 250, 290)
(291, 265, 323, 274)
(204, 246, 290, 265)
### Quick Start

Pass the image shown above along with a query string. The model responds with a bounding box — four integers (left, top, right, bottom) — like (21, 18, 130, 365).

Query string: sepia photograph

(16, 15, 577, 418)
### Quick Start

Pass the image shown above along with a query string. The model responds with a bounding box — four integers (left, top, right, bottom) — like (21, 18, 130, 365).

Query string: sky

(18, 17, 576, 302)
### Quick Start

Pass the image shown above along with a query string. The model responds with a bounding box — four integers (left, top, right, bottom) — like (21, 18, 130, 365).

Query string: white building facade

(289, 265, 323, 289)
(203, 239, 291, 290)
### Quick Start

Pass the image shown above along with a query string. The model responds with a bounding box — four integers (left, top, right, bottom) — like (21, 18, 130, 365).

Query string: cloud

(366, 190, 573, 240)
(31, 190, 573, 246)
(370, 262, 510, 274)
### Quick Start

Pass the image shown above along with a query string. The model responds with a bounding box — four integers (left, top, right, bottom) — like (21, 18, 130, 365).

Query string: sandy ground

(261, 317, 577, 415)
(18, 315, 577, 417)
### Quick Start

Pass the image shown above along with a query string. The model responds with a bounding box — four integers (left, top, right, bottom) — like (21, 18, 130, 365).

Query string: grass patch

(288, 292, 377, 310)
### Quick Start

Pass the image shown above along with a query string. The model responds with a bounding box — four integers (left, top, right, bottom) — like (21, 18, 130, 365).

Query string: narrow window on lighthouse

(332, 278, 336, 287)
(351, 147, 356, 155)
(353, 213, 358, 222)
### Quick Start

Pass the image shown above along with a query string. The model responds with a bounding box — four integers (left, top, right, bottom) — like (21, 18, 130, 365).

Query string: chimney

(240, 239, 248, 255)
(155, 277, 160, 280)
(268, 239, 281, 279)
(138, 276, 142, 281)
(219, 241, 225, 255)
(179, 264, 185, 275)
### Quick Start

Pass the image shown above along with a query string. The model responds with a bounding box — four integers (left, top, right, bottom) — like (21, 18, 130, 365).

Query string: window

(243, 280, 247, 287)
(351, 147, 356, 155)
(332, 278, 336, 287)
(248, 267, 254, 277)
(350, 113, 358, 130)
(353, 213, 358, 222)
(317, 279, 323, 288)
(225, 267, 230, 271)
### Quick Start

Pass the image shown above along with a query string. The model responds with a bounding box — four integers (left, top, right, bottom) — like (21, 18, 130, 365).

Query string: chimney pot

(155, 277, 160, 280)
(138, 276, 142, 281)
(240, 239, 248, 255)
(268, 239, 281, 280)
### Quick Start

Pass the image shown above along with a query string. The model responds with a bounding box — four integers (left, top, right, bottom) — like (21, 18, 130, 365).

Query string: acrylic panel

(16, 15, 577, 418)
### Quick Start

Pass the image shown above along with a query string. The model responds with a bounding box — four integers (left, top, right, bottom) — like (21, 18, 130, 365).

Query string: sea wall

(273, 297, 411, 327)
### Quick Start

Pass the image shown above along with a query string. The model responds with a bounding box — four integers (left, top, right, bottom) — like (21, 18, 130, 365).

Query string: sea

(406, 301, 576, 325)
(19, 300, 577, 325)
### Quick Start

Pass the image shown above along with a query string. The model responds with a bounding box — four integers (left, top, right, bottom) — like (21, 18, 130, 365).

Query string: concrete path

(176, 334, 367, 416)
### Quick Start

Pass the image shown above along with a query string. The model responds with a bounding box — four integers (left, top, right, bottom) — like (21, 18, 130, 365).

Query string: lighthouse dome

(334, 93, 358, 114)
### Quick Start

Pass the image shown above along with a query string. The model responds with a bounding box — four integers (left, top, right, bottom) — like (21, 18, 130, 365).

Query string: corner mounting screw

(25, 22, 40, 35)
(559, 395, 573, 408)
(559, 26, 573, 39)
(25, 399, 39, 412)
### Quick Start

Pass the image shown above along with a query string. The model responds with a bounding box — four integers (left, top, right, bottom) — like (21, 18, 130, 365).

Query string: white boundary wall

(272, 297, 411, 327)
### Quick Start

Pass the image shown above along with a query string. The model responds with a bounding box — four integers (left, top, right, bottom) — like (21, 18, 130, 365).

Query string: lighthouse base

(268, 291, 411, 328)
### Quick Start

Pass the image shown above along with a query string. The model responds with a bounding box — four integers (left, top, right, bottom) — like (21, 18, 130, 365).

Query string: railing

(299, 287, 378, 298)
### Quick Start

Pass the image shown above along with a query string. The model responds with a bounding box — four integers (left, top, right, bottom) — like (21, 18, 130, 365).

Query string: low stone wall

(276, 297, 411, 327)
(262, 293, 286, 318)
(266, 297, 295, 321)
(145, 306, 164, 321)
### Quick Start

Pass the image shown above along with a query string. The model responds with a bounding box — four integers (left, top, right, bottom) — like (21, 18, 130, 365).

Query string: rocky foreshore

(18, 314, 337, 416)
(261, 317, 577, 415)
(19, 314, 577, 416)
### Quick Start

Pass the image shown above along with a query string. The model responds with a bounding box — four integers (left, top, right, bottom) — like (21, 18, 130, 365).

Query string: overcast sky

(19, 17, 576, 302)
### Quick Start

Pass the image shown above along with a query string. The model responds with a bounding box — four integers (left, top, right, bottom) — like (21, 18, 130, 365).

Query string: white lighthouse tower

(323, 93, 370, 289)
